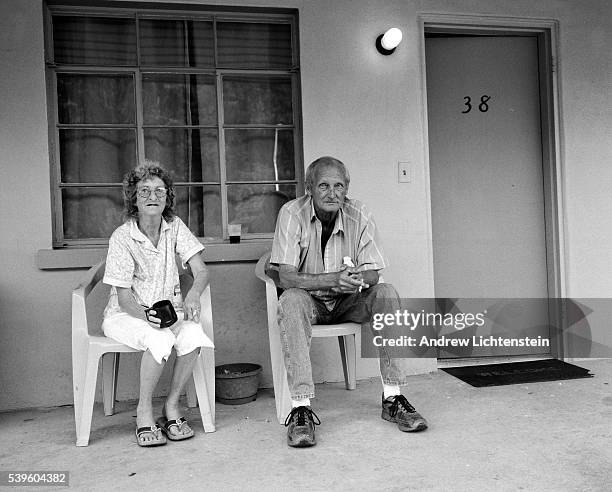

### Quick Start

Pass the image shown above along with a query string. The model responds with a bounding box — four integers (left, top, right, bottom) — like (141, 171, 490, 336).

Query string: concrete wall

(0, 0, 611, 411)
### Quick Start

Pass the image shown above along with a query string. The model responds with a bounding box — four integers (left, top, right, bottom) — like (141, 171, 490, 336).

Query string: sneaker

(284, 406, 321, 447)
(381, 394, 428, 432)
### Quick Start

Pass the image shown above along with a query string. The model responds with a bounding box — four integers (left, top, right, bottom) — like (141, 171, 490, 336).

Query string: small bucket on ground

(215, 363, 262, 405)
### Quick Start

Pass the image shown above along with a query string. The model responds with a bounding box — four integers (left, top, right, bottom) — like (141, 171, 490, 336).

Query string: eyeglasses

(137, 187, 167, 199)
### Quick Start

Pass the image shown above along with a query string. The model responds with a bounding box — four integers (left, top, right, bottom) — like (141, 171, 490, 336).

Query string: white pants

(102, 313, 214, 364)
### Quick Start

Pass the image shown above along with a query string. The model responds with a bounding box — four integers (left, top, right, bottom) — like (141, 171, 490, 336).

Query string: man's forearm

(278, 267, 380, 292)
(278, 270, 340, 291)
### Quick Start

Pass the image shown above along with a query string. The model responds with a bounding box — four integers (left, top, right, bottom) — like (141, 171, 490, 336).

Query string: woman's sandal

(135, 425, 167, 447)
(156, 416, 195, 441)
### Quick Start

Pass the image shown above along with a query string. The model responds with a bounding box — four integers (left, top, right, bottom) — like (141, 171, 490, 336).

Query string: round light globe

(381, 28, 403, 50)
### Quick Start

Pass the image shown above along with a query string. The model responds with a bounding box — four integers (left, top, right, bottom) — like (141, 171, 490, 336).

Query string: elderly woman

(102, 161, 213, 447)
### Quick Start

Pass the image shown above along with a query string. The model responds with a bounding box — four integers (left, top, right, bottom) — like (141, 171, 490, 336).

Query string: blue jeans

(277, 283, 412, 400)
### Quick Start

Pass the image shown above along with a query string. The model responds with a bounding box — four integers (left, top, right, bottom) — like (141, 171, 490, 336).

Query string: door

(426, 35, 551, 358)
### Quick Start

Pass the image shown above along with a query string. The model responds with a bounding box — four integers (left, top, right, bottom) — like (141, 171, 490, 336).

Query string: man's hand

(277, 263, 377, 292)
(332, 265, 369, 294)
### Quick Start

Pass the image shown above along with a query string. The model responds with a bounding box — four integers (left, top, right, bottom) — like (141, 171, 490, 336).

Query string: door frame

(418, 14, 567, 361)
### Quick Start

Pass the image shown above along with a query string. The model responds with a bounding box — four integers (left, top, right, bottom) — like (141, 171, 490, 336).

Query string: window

(45, 3, 302, 246)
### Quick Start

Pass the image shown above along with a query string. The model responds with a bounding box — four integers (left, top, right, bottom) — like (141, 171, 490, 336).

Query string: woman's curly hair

(123, 160, 176, 221)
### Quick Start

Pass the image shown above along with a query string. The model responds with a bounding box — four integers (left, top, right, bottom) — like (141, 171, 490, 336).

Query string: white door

(426, 35, 551, 358)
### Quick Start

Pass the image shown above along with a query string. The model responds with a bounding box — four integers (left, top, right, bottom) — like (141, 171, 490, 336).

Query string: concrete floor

(1, 359, 611, 491)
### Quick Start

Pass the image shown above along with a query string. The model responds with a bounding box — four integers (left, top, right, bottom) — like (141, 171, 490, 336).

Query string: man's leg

(332, 283, 410, 385)
(277, 288, 326, 447)
(277, 288, 322, 401)
(332, 283, 428, 432)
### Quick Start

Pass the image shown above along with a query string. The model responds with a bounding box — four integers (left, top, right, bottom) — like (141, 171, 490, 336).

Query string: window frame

(44, 1, 303, 248)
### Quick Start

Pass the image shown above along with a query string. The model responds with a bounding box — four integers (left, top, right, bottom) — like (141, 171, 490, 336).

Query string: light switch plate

(398, 161, 411, 183)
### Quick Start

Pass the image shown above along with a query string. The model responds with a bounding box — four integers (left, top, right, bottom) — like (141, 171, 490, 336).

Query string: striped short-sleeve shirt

(271, 194, 388, 307)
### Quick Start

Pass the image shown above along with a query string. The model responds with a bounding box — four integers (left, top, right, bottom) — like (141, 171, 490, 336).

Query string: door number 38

(462, 95, 491, 113)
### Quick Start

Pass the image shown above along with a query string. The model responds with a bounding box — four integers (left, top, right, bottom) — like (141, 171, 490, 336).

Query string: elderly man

(271, 156, 428, 447)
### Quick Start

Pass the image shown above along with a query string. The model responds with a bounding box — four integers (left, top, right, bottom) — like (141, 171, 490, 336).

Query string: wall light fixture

(375, 28, 403, 55)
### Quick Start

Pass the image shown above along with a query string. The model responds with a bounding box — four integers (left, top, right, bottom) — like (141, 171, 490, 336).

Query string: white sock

(382, 380, 401, 400)
(292, 397, 311, 408)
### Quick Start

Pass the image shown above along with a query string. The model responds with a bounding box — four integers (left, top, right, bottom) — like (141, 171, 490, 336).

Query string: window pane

(188, 21, 214, 67)
(62, 187, 124, 239)
(217, 22, 292, 68)
(223, 76, 292, 125)
(225, 129, 294, 181)
(53, 16, 137, 65)
(175, 185, 222, 238)
(139, 19, 186, 66)
(228, 184, 296, 233)
(49, 9, 300, 244)
(60, 129, 136, 183)
(144, 129, 219, 182)
(57, 74, 135, 124)
(142, 74, 216, 126)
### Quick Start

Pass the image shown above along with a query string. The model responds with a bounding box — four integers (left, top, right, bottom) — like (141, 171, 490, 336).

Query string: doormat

(441, 359, 593, 387)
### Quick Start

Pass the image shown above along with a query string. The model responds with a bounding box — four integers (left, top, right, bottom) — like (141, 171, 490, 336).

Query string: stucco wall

(0, 0, 611, 411)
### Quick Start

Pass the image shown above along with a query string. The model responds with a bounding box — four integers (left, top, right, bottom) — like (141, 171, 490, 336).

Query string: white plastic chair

(71, 259, 215, 446)
(255, 252, 359, 424)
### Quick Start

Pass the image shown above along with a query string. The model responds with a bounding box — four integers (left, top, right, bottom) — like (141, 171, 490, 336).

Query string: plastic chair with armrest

(255, 251, 358, 424)
(71, 259, 215, 446)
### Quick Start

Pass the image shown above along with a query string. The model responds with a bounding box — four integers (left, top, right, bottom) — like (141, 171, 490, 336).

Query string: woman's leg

(137, 350, 165, 429)
(102, 313, 175, 444)
(161, 320, 210, 437)
(164, 347, 199, 421)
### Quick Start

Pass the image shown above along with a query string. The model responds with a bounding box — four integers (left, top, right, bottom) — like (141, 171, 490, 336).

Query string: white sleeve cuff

(102, 276, 133, 289)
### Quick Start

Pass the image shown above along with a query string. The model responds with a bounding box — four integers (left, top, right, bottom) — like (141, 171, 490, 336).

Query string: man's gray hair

(305, 156, 350, 191)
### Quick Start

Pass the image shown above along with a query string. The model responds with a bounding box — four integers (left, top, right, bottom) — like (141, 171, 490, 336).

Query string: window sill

(37, 240, 273, 270)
